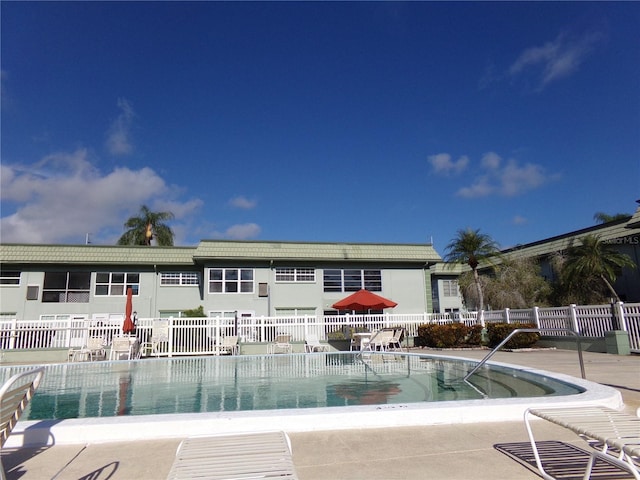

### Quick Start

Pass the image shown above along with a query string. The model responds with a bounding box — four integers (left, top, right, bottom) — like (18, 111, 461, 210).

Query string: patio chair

(525, 406, 640, 480)
(388, 328, 405, 352)
(69, 335, 107, 362)
(304, 333, 329, 353)
(366, 328, 395, 351)
(0, 367, 45, 480)
(140, 319, 169, 357)
(109, 336, 137, 361)
(86, 336, 107, 360)
(218, 336, 239, 355)
(167, 431, 299, 480)
(269, 334, 292, 354)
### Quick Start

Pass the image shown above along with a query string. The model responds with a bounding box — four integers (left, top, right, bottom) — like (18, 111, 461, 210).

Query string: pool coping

(5, 353, 623, 448)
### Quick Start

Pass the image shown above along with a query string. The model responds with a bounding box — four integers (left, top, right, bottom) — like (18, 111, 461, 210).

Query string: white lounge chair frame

(269, 334, 292, 354)
(166, 431, 299, 480)
(109, 336, 139, 361)
(304, 333, 329, 353)
(364, 328, 395, 352)
(217, 335, 238, 355)
(140, 319, 170, 357)
(524, 406, 640, 480)
(0, 367, 45, 480)
(69, 336, 106, 362)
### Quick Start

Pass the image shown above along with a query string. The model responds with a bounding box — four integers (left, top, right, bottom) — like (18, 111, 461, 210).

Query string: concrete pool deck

(2, 349, 639, 480)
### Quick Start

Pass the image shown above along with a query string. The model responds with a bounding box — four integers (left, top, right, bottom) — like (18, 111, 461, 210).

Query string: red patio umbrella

(122, 287, 135, 334)
(331, 289, 397, 312)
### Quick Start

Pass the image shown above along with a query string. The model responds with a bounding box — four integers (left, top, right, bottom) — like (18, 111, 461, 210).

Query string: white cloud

(456, 177, 493, 199)
(224, 223, 261, 240)
(500, 160, 547, 196)
(481, 151, 501, 170)
(512, 215, 527, 225)
(428, 153, 469, 175)
(0, 148, 200, 244)
(509, 31, 602, 90)
(105, 98, 135, 156)
(455, 152, 559, 199)
(229, 196, 257, 209)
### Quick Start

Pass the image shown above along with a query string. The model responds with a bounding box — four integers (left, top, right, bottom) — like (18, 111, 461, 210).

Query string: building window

(95, 272, 140, 296)
(275, 267, 315, 283)
(323, 269, 382, 292)
(442, 280, 459, 297)
(0, 271, 20, 285)
(43, 272, 91, 303)
(208, 268, 254, 294)
(160, 272, 199, 286)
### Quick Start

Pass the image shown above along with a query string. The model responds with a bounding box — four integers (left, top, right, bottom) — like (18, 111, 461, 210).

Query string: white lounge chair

(109, 336, 138, 361)
(269, 334, 292, 354)
(167, 431, 299, 480)
(140, 319, 169, 357)
(305, 333, 329, 353)
(525, 406, 640, 480)
(388, 328, 405, 352)
(0, 367, 45, 480)
(366, 329, 395, 351)
(218, 335, 239, 355)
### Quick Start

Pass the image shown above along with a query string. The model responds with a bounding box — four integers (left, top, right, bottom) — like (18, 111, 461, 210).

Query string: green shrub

(416, 323, 485, 348)
(417, 323, 466, 348)
(465, 324, 484, 346)
(486, 323, 539, 349)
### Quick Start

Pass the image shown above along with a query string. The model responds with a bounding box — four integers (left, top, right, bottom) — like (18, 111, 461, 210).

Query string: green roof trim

(0, 240, 441, 265)
(194, 240, 441, 263)
(0, 244, 197, 265)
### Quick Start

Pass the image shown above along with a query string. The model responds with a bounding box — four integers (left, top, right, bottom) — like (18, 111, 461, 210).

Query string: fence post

(504, 308, 510, 324)
(615, 302, 628, 331)
(533, 306, 541, 329)
(569, 304, 580, 333)
(260, 316, 266, 343)
(9, 317, 17, 350)
(168, 316, 174, 357)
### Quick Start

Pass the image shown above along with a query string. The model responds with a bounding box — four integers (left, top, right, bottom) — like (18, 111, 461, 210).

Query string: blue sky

(2, 2, 639, 253)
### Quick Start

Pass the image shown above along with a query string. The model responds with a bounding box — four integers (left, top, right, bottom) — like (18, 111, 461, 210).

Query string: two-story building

(0, 241, 451, 323)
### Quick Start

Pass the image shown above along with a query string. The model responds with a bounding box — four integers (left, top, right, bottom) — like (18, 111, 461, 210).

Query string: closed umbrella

(122, 287, 135, 334)
(332, 289, 397, 312)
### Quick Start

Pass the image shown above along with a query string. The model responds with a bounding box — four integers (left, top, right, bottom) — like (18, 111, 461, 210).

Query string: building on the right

(497, 201, 640, 303)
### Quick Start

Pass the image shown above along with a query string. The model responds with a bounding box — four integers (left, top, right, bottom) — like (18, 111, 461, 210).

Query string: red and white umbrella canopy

(331, 289, 397, 312)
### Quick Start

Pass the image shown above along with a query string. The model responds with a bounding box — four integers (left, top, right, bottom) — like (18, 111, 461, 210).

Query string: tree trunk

(473, 268, 484, 312)
(600, 274, 621, 302)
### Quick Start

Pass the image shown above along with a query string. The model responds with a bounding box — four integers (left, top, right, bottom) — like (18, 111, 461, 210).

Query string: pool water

(2, 352, 584, 421)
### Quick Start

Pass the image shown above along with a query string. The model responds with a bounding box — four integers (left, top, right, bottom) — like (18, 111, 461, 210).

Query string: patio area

(2, 349, 638, 480)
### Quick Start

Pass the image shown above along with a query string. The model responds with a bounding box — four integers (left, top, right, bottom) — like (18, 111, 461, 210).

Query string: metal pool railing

(464, 328, 586, 381)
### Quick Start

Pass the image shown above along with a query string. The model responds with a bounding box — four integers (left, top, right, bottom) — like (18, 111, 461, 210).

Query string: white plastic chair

(140, 319, 169, 357)
(218, 336, 239, 355)
(110, 336, 137, 360)
(269, 334, 292, 354)
(304, 333, 329, 353)
(0, 367, 45, 480)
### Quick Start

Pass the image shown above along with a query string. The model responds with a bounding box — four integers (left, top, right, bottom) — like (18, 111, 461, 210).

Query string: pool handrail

(463, 328, 585, 381)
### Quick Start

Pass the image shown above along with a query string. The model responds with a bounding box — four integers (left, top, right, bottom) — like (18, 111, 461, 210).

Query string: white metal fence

(1, 302, 639, 356)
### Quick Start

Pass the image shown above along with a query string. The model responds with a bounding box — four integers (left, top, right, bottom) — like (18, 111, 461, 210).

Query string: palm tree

(444, 228, 500, 312)
(593, 212, 631, 224)
(117, 205, 175, 246)
(562, 234, 635, 302)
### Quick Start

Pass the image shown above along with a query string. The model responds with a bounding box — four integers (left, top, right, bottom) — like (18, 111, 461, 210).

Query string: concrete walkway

(2, 349, 638, 480)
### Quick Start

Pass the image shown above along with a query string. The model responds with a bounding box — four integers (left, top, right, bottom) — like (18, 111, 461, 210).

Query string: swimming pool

(2, 352, 622, 447)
